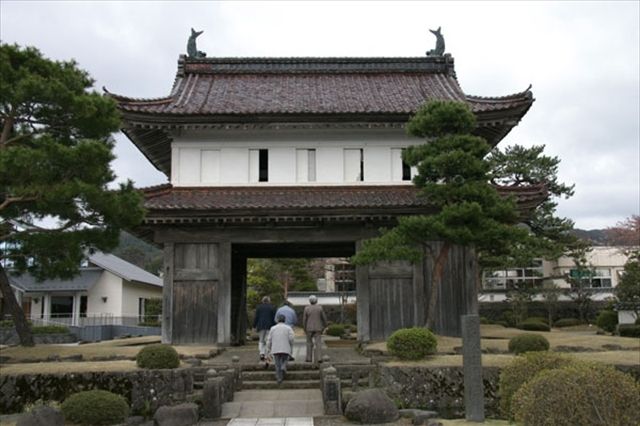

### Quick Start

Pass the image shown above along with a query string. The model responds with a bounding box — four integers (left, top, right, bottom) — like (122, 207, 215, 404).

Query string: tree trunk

(0, 265, 34, 346)
(425, 242, 451, 330)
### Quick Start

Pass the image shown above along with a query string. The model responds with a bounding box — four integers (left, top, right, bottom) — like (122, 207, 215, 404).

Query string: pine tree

(353, 101, 574, 329)
(0, 44, 144, 346)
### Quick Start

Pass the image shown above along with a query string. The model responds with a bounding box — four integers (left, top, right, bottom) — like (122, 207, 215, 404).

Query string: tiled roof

(110, 56, 534, 177)
(8, 253, 162, 293)
(111, 56, 532, 117)
(141, 184, 546, 222)
(88, 252, 162, 287)
(9, 269, 103, 293)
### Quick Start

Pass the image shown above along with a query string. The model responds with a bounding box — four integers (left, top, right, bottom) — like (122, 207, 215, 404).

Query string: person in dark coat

(253, 296, 276, 361)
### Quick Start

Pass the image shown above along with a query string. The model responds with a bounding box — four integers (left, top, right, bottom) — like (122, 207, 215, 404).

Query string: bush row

(499, 352, 640, 425)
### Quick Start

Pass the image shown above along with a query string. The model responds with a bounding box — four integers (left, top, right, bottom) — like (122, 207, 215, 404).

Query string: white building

(7, 252, 162, 327)
(480, 246, 636, 303)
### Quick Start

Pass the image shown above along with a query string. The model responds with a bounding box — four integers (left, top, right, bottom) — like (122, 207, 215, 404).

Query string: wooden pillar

(412, 256, 425, 327)
(218, 242, 232, 346)
(355, 240, 370, 342)
(162, 242, 174, 344)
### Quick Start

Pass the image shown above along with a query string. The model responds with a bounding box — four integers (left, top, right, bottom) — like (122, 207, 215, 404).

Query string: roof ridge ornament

(426, 27, 445, 57)
(187, 28, 206, 58)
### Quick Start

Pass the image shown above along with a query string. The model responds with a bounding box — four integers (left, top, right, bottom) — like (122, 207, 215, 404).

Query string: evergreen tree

(617, 250, 640, 319)
(353, 100, 574, 329)
(0, 44, 144, 346)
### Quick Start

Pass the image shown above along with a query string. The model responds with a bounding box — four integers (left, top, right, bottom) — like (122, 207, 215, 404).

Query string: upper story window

(296, 149, 316, 182)
(391, 148, 411, 182)
(344, 148, 363, 182)
(569, 268, 612, 288)
(482, 260, 544, 290)
(249, 149, 268, 182)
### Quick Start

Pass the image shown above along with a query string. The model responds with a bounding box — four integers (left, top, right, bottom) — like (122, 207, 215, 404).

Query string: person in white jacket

(266, 314, 295, 384)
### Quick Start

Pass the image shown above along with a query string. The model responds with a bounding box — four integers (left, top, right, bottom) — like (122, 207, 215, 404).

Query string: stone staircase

(240, 363, 321, 390)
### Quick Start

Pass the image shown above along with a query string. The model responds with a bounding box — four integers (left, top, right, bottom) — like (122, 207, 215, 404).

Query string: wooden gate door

(164, 242, 231, 344)
(359, 260, 425, 341)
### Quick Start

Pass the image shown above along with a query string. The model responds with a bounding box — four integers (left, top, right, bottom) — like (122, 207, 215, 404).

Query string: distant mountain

(112, 231, 163, 275)
(571, 228, 609, 245)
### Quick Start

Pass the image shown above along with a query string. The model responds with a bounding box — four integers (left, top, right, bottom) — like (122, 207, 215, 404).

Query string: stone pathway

(222, 389, 324, 418)
(208, 332, 371, 424)
(226, 418, 313, 426)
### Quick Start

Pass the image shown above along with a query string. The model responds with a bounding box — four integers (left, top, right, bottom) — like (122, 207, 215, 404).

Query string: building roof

(9, 269, 103, 293)
(88, 252, 162, 287)
(140, 184, 546, 225)
(109, 55, 534, 176)
(8, 253, 162, 293)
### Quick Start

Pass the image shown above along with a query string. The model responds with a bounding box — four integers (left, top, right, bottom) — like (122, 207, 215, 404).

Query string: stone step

(242, 370, 321, 381)
(242, 379, 320, 390)
(221, 399, 324, 418)
(221, 389, 324, 418)
(239, 363, 321, 372)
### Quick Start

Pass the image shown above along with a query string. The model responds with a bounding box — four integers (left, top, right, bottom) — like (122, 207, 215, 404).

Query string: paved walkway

(222, 389, 323, 419)
(226, 417, 313, 426)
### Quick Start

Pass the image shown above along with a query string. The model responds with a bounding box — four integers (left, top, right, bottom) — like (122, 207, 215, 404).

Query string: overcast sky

(2, 1, 638, 230)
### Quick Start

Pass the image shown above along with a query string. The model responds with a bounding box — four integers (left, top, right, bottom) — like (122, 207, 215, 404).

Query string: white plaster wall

(171, 128, 421, 186)
(316, 147, 344, 183)
(87, 271, 123, 315)
(222, 148, 250, 183)
(269, 147, 296, 183)
(365, 146, 391, 182)
(121, 281, 163, 317)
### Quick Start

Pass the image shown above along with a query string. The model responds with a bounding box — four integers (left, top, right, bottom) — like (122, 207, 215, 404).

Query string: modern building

(6, 252, 162, 327)
(480, 246, 636, 303)
(110, 43, 541, 344)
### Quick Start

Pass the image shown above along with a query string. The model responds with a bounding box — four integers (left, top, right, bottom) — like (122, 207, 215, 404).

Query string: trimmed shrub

(326, 324, 346, 337)
(595, 310, 618, 333)
(61, 390, 129, 425)
(516, 319, 550, 332)
(499, 351, 574, 418)
(136, 344, 180, 369)
(553, 318, 582, 328)
(619, 324, 640, 338)
(479, 316, 491, 324)
(387, 327, 437, 360)
(493, 320, 509, 328)
(508, 333, 550, 355)
(31, 325, 69, 334)
(512, 363, 640, 426)
(525, 316, 549, 325)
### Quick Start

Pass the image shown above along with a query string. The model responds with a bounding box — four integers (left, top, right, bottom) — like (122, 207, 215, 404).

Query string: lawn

(0, 335, 218, 373)
(365, 324, 639, 368)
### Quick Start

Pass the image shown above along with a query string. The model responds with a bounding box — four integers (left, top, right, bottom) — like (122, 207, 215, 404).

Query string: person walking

(275, 299, 298, 328)
(253, 296, 276, 361)
(303, 294, 327, 364)
(267, 314, 295, 384)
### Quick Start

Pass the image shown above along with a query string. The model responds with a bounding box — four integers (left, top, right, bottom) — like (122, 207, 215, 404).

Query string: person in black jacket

(253, 296, 276, 361)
